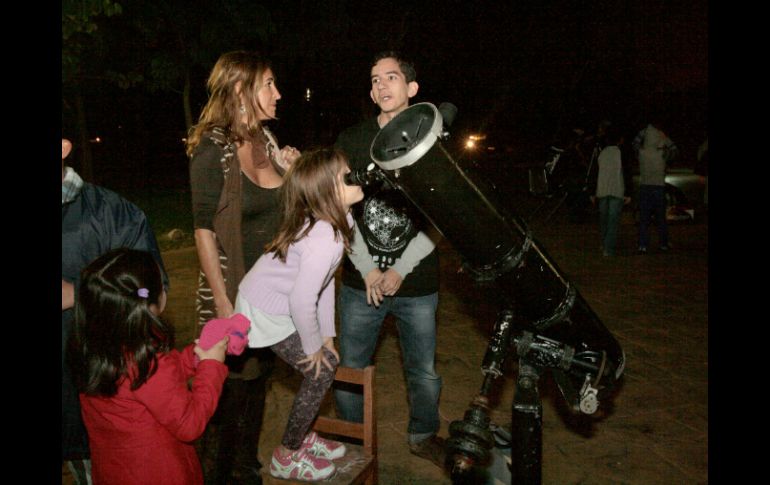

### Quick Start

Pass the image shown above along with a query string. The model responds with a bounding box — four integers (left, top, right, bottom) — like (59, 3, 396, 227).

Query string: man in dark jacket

(61, 137, 168, 484)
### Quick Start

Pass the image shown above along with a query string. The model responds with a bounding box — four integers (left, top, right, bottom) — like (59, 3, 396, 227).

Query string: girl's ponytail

(69, 248, 173, 397)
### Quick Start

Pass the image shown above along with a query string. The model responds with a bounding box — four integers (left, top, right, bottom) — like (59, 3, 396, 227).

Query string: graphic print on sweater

(362, 196, 415, 270)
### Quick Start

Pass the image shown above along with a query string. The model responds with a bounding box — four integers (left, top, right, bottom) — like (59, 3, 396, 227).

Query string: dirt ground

(64, 209, 708, 484)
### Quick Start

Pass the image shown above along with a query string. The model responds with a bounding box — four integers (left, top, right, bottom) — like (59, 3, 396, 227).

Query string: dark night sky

(62, 0, 708, 189)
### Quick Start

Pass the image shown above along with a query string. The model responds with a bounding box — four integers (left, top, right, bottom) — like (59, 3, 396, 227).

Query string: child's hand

(194, 336, 229, 363)
(297, 348, 334, 380)
(322, 337, 339, 363)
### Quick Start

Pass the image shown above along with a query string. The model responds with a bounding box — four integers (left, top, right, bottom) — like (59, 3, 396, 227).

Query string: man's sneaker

(302, 431, 347, 460)
(659, 245, 670, 252)
(637, 246, 647, 254)
(269, 447, 335, 481)
(409, 435, 447, 469)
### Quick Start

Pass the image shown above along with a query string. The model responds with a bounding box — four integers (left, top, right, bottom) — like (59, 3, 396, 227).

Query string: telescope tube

(369, 103, 624, 394)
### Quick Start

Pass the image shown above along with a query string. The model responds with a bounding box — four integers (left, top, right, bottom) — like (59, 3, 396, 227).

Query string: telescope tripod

(447, 310, 604, 485)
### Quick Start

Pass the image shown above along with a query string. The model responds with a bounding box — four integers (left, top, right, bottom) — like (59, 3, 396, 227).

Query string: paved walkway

(64, 211, 708, 484)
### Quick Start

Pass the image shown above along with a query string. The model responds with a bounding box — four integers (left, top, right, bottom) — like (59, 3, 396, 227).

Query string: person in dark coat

(62, 136, 168, 484)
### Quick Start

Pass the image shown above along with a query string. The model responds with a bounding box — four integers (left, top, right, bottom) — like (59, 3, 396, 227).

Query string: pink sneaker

(270, 446, 335, 481)
(301, 431, 347, 460)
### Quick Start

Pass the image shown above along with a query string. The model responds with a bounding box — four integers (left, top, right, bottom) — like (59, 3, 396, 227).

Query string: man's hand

(364, 269, 384, 307)
(623, 196, 632, 205)
(378, 268, 403, 296)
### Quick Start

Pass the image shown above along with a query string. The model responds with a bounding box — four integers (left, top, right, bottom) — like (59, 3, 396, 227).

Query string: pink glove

(198, 313, 251, 355)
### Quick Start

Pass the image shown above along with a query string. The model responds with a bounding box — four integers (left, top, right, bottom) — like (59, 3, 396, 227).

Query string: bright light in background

(90, 136, 102, 143)
(305, 88, 312, 101)
(465, 134, 485, 149)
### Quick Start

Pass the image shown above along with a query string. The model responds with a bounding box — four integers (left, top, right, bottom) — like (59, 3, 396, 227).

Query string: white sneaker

(270, 446, 335, 481)
(302, 430, 347, 460)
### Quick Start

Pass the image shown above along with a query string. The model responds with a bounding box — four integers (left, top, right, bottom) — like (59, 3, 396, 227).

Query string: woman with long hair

(187, 50, 301, 484)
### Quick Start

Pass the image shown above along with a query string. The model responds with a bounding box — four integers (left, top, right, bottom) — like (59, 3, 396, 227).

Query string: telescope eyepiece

(344, 162, 380, 186)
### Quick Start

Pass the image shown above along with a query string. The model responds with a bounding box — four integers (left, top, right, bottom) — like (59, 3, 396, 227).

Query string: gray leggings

(271, 331, 338, 450)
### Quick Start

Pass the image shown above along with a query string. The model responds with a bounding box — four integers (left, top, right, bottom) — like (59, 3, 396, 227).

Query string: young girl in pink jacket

(235, 147, 364, 481)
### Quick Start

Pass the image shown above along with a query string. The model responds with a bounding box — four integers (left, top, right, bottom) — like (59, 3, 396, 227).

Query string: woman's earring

(239, 104, 246, 114)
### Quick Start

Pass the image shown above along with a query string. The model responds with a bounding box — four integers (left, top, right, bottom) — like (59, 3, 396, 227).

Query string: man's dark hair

(372, 50, 417, 83)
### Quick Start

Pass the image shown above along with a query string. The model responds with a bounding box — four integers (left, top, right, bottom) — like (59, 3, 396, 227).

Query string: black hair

(68, 248, 173, 397)
(604, 124, 622, 146)
(371, 50, 417, 83)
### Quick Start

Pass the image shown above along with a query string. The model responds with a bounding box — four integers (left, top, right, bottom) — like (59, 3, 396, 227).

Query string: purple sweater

(238, 214, 352, 355)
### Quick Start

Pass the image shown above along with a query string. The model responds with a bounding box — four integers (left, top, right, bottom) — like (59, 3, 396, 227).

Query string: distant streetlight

(465, 134, 485, 150)
(305, 88, 312, 102)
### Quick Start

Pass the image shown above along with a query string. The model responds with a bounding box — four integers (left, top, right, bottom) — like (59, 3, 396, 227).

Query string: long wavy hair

(265, 147, 353, 261)
(68, 248, 174, 397)
(185, 50, 275, 158)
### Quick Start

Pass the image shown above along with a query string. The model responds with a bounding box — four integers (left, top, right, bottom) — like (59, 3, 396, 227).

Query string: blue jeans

(598, 196, 624, 255)
(335, 285, 441, 442)
(638, 185, 668, 248)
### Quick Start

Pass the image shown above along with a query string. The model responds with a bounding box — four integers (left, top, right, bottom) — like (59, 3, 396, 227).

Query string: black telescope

(366, 102, 625, 483)
(344, 162, 381, 187)
(345, 102, 459, 188)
